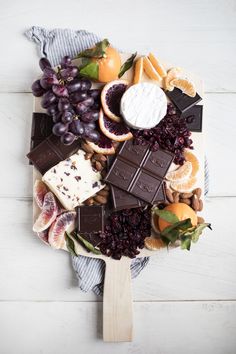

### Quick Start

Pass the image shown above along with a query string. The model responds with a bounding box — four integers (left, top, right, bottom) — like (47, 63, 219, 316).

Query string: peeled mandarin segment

(144, 237, 165, 250)
(164, 67, 182, 91)
(148, 53, 167, 78)
(170, 78, 196, 97)
(166, 161, 192, 182)
(170, 176, 197, 193)
(133, 57, 144, 84)
(143, 56, 162, 82)
(184, 150, 199, 177)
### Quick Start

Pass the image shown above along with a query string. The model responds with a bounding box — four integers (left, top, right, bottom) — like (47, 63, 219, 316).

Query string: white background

(0, 0, 236, 353)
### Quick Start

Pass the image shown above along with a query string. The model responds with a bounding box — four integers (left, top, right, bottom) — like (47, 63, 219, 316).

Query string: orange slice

(166, 161, 192, 182)
(184, 150, 199, 177)
(170, 78, 196, 97)
(144, 237, 165, 250)
(164, 67, 182, 91)
(133, 57, 144, 84)
(170, 176, 197, 193)
(143, 56, 162, 82)
(148, 53, 167, 78)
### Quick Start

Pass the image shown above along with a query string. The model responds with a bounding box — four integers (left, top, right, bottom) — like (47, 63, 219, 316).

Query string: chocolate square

(118, 140, 149, 165)
(143, 149, 174, 176)
(105, 158, 138, 190)
(129, 170, 162, 203)
(77, 205, 104, 233)
(154, 183, 166, 203)
(165, 88, 202, 113)
(111, 186, 146, 211)
(181, 105, 203, 132)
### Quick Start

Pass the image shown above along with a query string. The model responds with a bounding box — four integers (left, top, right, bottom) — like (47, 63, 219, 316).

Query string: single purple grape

(83, 128, 100, 142)
(69, 120, 84, 136)
(82, 97, 94, 108)
(40, 74, 59, 90)
(60, 55, 72, 68)
(70, 91, 87, 104)
(67, 79, 82, 93)
(31, 79, 45, 97)
(61, 111, 73, 124)
(60, 66, 78, 80)
(52, 122, 68, 136)
(52, 112, 61, 123)
(41, 91, 57, 109)
(81, 110, 99, 123)
(80, 79, 92, 91)
(88, 89, 100, 99)
(58, 97, 71, 112)
(39, 57, 51, 71)
(47, 104, 58, 116)
(60, 132, 76, 145)
(52, 84, 69, 97)
(75, 102, 89, 115)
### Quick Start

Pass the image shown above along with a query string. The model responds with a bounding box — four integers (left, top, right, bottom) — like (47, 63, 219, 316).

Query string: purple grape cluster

(98, 207, 151, 260)
(31, 57, 101, 145)
(132, 104, 193, 165)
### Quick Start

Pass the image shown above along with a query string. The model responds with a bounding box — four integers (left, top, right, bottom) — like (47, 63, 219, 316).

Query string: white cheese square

(42, 150, 104, 210)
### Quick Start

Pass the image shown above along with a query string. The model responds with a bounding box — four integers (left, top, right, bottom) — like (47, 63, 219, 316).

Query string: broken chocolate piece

(77, 205, 105, 233)
(165, 88, 202, 113)
(181, 105, 203, 132)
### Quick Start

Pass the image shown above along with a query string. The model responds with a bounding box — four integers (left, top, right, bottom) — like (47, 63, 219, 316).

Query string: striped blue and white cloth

(25, 26, 209, 296)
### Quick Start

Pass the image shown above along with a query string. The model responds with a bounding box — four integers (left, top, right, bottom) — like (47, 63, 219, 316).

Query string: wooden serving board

(33, 52, 205, 342)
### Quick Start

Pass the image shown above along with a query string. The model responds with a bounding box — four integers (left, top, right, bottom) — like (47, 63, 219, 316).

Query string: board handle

(103, 257, 133, 342)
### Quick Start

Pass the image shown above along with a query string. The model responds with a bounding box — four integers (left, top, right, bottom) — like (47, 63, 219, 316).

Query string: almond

(173, 192, 180, 203)
(198, 199, 203, 211)
(180, 198, 191, 205)
(144, 237, 165, 250)
(193, 187, 202, 199)
(85, 152, 93, 160)
(94, 153, 107, 162)
(197, 216, 205, 224)
(97, 189, 109, 197)
(94, 194, 107, 204)
(81, 142, 94, 154)
(84, 197, 94, 206)
(166, 189, 174, 203)
(95, 161, 102, 171)
(180, 192, 193, 199)
(192, 194, 199, 211)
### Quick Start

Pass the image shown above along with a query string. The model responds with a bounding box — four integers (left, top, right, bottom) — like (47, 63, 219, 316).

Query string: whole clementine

(158, 203, 197, 232)
(94, 46, 121, 83)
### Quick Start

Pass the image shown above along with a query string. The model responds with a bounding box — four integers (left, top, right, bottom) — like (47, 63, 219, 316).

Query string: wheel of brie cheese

(120, 82, 167, 129)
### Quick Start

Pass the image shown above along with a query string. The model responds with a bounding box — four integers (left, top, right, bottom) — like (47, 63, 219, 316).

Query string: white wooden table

(0, 1, 235, 353)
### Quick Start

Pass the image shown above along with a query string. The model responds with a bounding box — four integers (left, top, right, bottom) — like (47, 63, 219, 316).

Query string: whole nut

(193, 188, 202, 199)
(198, 199, 203, 211)
(94, 194, 107, 204)
(85, 152, 93, 160)
(197, 216, 205, 224)
(84, 197, 94, 206)
(95, 161, 102, 171)
(180, 198, 191, 205)
(97, 189, 109, 197)
(166, 189, 174, 203)
(192, 194, 199, 211)
(94, 153, 107, 162)
(181, 192, 193, 199)
(173, 192, 180, 203)
(82, 142, 94, 154)
(104, 185, 110, 191)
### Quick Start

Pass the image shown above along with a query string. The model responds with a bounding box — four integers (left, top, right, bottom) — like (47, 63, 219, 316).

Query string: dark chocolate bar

(27, 134, 80, 175)
(77, 205, 105, 233)
(165, 88, 202, 113)
(105, 140, 174, 204)
(31, 113, 54, 149)
(181, 105, 203, 132)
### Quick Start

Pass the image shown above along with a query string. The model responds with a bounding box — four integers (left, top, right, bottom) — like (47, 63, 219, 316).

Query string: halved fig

(48, 211, 76, 249)
(33, 192, 58, 232)
(99, 109, 133, 142)
(37, 229, 49, 245)
(34, 179, 48, 209)
(101, 79, 128, 122)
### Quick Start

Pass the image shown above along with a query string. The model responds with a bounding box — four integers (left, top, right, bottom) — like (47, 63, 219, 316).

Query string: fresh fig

(33, 180, 48, 208)
(37, 229, 49, 245)
(33, 192, 58, 232)
(48, 211, 76, 249)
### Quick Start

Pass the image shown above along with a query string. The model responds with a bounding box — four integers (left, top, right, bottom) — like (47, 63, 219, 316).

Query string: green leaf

(77, 38, 110, 59)
(65, 232, 77, 257)
(153, 208, 179, 224)
(79, 61, 99, 80)
(181, 237, 192, 250)
(161, 218, 192, 237)
(77, 234, 101, 255)
(118, 52, 137, 78)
